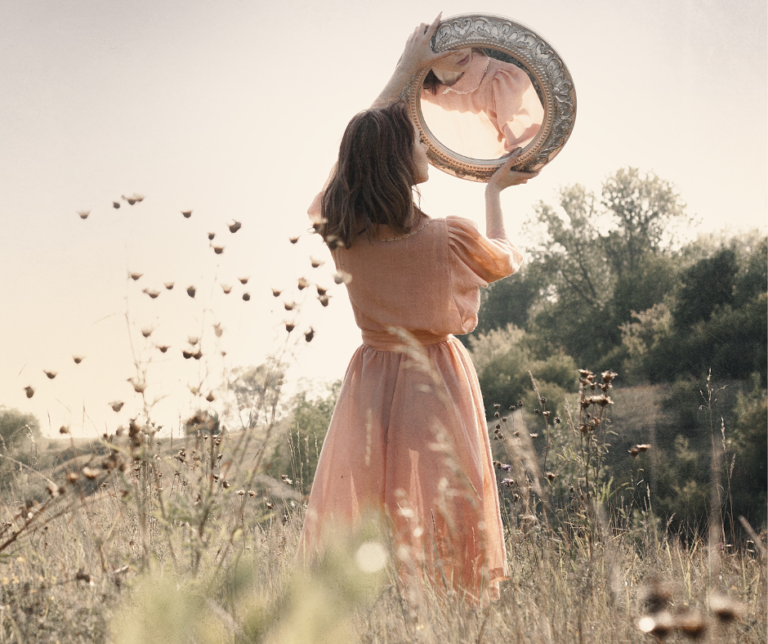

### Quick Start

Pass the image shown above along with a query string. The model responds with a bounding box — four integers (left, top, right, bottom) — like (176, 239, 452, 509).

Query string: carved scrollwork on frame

(400, 14, 577, 182)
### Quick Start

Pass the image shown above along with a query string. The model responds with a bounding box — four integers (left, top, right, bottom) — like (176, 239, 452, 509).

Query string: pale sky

(1, 0, 765, 437)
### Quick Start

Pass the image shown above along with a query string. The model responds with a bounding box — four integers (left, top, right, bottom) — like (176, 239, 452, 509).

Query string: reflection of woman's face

(411, 123, 429, 184)
(431, 48, 473, 74)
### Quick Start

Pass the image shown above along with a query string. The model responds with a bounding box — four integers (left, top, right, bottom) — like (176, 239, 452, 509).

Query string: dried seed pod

(708, 592, 746, 622)
(213, 323, 223, 338)
(213, 245, 224, 254)
(221, 284, 232, 294)
(310, 257, 324, 268)
(304, 327, 315, 343)
(156, 345, 170, 353)
(112, 202, 120, 209)
(318, 295, 330, 307)
(82, 467, 99, 480)
(187, 336, 199, 345)
(164, 281, 175, 290)
(141, 327, 153, 338)
(284, 321, 295, 333)
(129, 272, 143, 281)
(44, 370, 57, 379)
(637, 611, 675, 639)
(316, 285, 328, 296)
(333, 270, 352, 285)
(546, 471, 556, 481)
(284, 301, 296, 311)
(122, 193, 144, 205)
(73, 355, 85, 364)
(187, 285, 196, 298)
(208, 232, 216, 240)
(238, 276, 249, 284)
(242, 292, 250, 301)
(59, 425, 70, 434)
(110, 401, 124, 412)
(271, 288, 282, 297)
(205, 392, 215, 402)
(288, 235, 300, 244)
(181, 210, 192, 218)
(297, 277, 309, 290)
(143, 288, 160, 299)
(77, 210, 90, 219)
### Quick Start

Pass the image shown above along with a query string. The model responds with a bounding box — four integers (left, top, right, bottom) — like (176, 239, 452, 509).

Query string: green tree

(230, 360, 287, 429)
(0, 407, 40, 451)
(267, 380, 341, 495)
(520, 168, 689, 369)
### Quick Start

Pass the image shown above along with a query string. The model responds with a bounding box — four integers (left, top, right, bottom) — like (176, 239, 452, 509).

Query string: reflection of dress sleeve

(491, 63, 544, 152)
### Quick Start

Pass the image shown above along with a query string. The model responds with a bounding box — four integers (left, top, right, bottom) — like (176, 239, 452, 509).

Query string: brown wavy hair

(320, 101, 419, 249)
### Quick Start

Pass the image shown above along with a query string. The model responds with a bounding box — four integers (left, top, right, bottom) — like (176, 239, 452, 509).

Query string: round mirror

(400, 14, 577, 182)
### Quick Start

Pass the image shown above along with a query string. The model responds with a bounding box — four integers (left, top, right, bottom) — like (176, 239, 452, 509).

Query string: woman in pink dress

(298, 15, 539, 602)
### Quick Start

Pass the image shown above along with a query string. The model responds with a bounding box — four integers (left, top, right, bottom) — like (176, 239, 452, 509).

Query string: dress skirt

(297, 335, 507, 600)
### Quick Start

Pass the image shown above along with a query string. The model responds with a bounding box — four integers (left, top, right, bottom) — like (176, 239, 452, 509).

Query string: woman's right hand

(396, 13, 455, 75)
(486, 148, 540, 193)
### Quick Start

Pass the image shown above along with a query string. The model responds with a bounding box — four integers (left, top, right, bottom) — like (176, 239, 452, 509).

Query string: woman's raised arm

(372, 14, 454, 108)
(484, 148, 539, 240)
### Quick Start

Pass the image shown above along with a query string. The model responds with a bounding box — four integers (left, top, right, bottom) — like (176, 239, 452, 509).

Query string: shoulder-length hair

(320, 101, 418, 249)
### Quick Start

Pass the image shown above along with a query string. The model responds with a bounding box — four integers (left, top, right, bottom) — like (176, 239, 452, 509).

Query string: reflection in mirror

(419, 47, 544, 160)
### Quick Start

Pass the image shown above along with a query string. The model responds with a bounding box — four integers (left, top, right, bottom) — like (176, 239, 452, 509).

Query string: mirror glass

(419, 47, 545, 160)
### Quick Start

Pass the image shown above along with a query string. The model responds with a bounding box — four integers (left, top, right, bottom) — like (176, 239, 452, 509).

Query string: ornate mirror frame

(400, 14, 577, 182)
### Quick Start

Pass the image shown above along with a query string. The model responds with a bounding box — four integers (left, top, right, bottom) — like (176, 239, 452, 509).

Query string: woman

(298, 15, 538, 601)
(421, 47, 544, 159)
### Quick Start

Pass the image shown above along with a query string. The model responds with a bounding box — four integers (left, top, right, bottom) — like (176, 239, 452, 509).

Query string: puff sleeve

(447, 216, 524, 285)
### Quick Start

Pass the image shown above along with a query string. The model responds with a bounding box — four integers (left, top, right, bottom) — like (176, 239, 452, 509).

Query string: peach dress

(420, 53, 544, 159)
(297, 211, 523, 600)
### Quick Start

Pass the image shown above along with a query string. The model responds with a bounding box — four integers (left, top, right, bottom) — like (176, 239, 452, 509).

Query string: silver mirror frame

(400, 14, 577, 182)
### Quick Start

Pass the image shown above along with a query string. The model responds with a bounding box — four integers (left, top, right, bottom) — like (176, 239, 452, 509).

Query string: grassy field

(0, 399, 765, 644)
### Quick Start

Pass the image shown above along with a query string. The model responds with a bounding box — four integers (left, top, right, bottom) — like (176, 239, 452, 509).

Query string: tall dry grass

(1, 365, 765, 643)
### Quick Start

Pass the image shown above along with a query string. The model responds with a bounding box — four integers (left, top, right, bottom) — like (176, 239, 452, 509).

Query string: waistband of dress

(361, 329, 452, 352)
